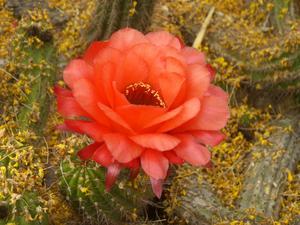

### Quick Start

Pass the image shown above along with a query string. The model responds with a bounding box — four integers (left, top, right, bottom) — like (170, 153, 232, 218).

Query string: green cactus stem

(0, 191, 49, 225)
(167, 167, 269, 225)
(13, 25, 57, 132)
(0, 9, 59, 225)
(59, 156, 153, 224)
(85, 0, 156, 42)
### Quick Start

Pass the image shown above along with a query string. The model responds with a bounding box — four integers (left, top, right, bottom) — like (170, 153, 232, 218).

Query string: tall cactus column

(0, 9, 58, 225)
(238, 118, 300, 218)
(85, 0, 156, 42)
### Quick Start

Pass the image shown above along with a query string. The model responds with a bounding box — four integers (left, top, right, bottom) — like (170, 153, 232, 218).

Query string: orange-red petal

(181, 47, 206, 65)
(130, 134, 180, 151)
(129, 43, 160, 65)
(73, 78, 111, 127)
(63, 120, 109, 142)
(206, 64, 216, 80)
(83, 41, 109, 64)
(180, 89, 229, 131)
(109, 28, 149, 51)
(77, 142, 102, 160)
(54, 85, 72, 97)
(97, 102, 133, 133)
(103, 133, 143, 163)
(157, 98, 200, 132)
(143, 105, 182, 130)
(92, 144, 114, 167)
(164, 151, 184, 164)
(141, 149, 169, 180)
(146, 31, 182, 49)
(185, 64, 210, 99)
(190, 130, 225, 147)
(150, 177, 164, 199)
(63, 59, 93, 89)
(174, 134, 211, 166)
(105, 163, 121, 191)
(56, 95, 89, 118)
(116, 104, 165, 131)
(116, 51, 149, 90)
(159, 72, 186, 107)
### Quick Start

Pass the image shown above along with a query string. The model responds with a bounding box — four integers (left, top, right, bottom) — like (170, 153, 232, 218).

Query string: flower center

(124, 82, 166, 108)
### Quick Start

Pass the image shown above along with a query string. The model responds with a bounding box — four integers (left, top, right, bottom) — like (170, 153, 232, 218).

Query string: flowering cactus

(55, 28, 229, 198)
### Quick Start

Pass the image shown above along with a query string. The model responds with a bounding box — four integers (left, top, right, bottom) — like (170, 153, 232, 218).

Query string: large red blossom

(55, 28, 229, 198)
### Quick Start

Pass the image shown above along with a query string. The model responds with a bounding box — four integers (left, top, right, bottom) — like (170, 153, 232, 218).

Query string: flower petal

(63, 59, 93, 89)
(159, 72, 186, 107)
(93, 62, 114, 106)
(92, 144, 114, 167)
(190, 130, 225, 147)
(112, 81, 130, 107)
(116, 51, 149, 90)
(97, 102, 133, 133)
(146, 31, 182, 49)
(105, 163, 121, 192)
(56, 95, 89, 118)
(150, 177, 164, 199)
(103, 133, 143, 163)
(54, 85, 72, 97)
(143, 105, 183, 130)
(141, 149, 169, 179)
(206, 64, 216, 80)
(180, 89, 229, 131)
(206, 85, 228, 99)
(94, 62, 129, 108)
(164, 151, 184, 164)
(165, 57, 186, 75)
(122, 158, 140, 169)
(157, 98, 200, 132)
(185, 64, 210, 99)
(181, 47, 206, 65)
(94, 47, 123, 66)
(109, 28, 149, 51)
(129, 43, 160, 65)
(116, 105, 165, 131)
(77, 142, 102, 160)
(63, 120, 109, 142)
(174, 134, 211, 166)
(83, 41, 109, 64)
(73, 79, 111, 126)
(131, 134, 180, 151)
(93, 48, 123, 106)
(122, 158, 140, 179)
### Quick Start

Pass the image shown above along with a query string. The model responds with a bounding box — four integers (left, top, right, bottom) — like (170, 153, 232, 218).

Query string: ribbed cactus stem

(273, 0, 291, 33)
(16, 41, 57, 132)
(238, 118, 300, 218)
(86, 0, 155, 42)
(59, 156, 153, 224)
(0, 8, 58, 224)
(169, 169, 268, 224)
(0, 191, 49, 225)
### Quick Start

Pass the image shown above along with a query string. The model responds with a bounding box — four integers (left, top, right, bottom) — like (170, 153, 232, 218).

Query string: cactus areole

(55, 28, 229, 198)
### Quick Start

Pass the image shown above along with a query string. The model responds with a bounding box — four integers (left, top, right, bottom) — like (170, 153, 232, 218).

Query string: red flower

(55, 28, 229, 198)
